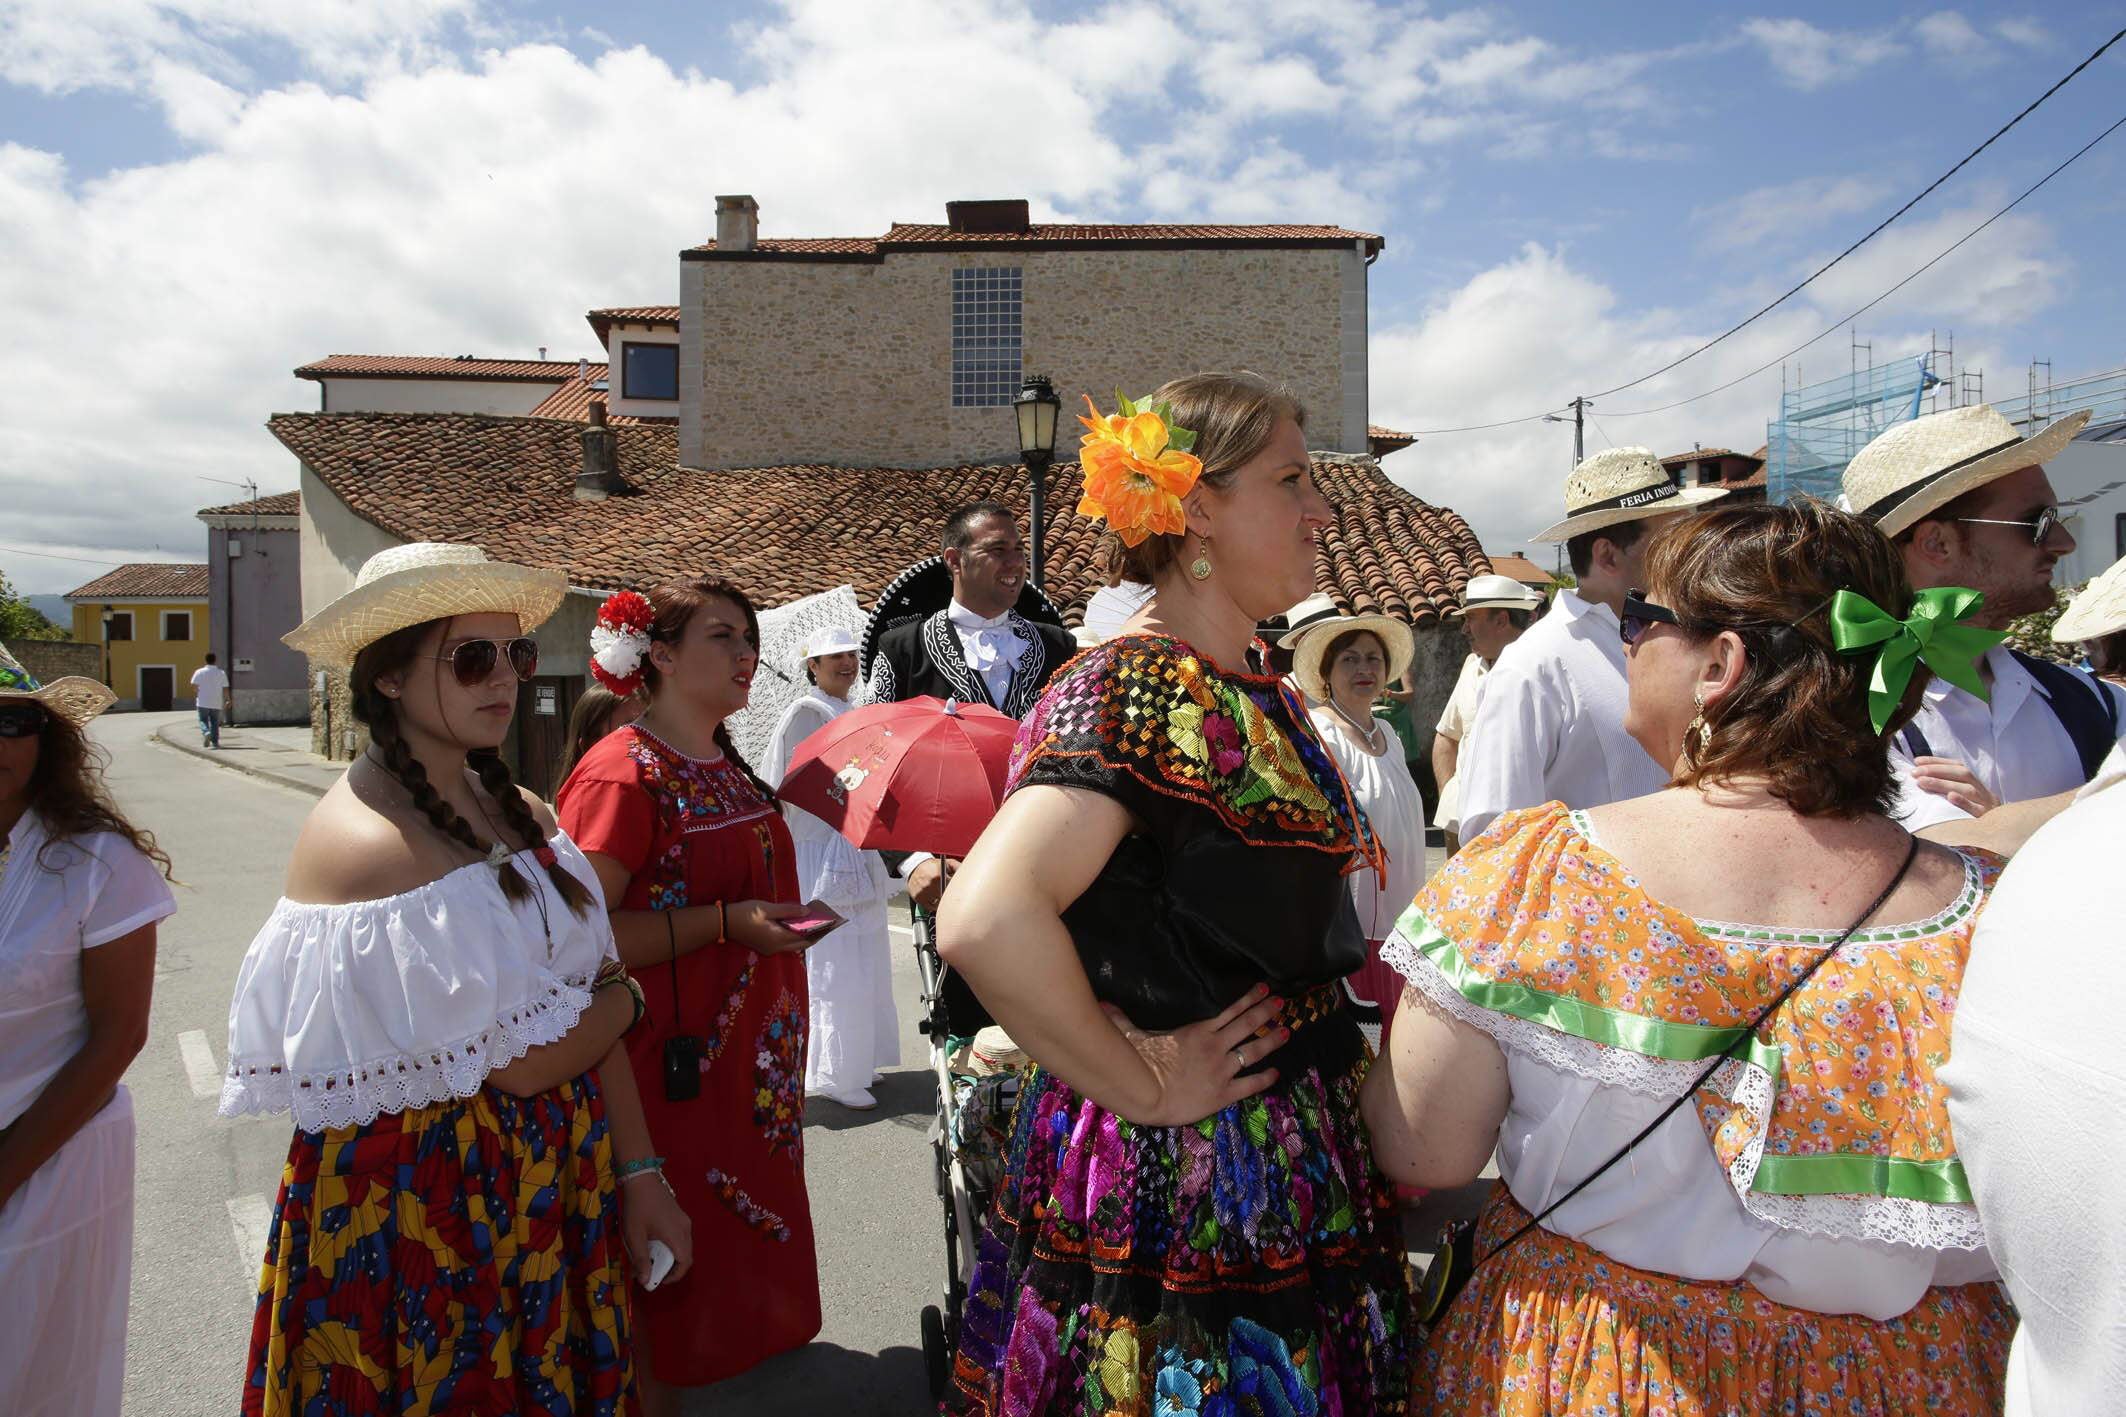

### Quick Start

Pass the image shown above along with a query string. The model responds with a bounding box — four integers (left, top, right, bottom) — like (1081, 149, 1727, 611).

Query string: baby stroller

(911, 904, 1027, 1402)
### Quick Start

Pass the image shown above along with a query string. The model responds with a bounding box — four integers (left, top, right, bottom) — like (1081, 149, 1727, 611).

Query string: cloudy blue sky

(4, 0, 2122, 594)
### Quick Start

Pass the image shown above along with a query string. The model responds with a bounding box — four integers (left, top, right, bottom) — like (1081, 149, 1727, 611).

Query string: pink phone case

(786, 913, 843, 937)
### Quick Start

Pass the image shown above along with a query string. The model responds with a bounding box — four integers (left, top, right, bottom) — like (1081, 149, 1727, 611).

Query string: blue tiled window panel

(951, 267, 1023, 407)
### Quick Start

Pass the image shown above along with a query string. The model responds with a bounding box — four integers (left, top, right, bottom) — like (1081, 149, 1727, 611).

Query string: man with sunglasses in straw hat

(1456, 447, 1726, 843)
(1842, 403, 2124, 842)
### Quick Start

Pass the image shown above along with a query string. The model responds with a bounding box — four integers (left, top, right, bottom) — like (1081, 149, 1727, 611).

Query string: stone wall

(3, 638, 101, 686)
(1403, 623, 1470, 810)
(686, 245, 1366, 470)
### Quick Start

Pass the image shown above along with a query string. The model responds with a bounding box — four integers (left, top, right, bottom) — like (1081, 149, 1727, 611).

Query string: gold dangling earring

(1189, 536, 1213, 582)
(1688, 690, 1712, 754)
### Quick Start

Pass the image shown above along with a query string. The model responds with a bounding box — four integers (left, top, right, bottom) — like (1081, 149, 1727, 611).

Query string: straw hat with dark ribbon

(0, 643, 116, 727)
(283, 543, 567, 669)
(1841, 403, 2091, 539)
(1530, 447, 1728, 543)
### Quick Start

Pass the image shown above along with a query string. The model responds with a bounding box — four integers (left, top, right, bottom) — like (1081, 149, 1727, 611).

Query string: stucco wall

(2051, 438, 2126, 586)
(687, 245, 1363, 470)
(316, 377, 563, 417)
(603, 326, 683, 422)
(207, 522, 309, 722)
(67, 599, 210, 709)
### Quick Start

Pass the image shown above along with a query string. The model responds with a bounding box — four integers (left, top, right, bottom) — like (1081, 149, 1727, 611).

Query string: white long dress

(1308, 704, 1429, 941)
(0, 812, 176, 1417)
(767, 686, 901, 1095)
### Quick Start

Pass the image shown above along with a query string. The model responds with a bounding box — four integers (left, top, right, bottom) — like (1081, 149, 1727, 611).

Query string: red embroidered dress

(557, 726, 818, 1386)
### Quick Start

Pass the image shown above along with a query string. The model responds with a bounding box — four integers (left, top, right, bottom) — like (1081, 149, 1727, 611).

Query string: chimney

(946, 198, 1031, 234)
(715, 194, 759, 251)
(575, 399, 625, 501)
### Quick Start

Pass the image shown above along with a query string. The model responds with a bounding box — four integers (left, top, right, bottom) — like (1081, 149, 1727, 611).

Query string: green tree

(0, 570, 68, 642)
(2006, 583, 2077, 667)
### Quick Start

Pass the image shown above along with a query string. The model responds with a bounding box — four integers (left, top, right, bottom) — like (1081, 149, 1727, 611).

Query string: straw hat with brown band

(1277, 593, 1416, 705)
(283, 542, 568, 669)
(1530, 447, 1729, 544)
(0, 643, 116, 727)
(1840, 403, 2092, 540)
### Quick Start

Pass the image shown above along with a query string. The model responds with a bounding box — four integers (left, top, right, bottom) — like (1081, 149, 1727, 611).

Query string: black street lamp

(1013, 374, 1061, 593)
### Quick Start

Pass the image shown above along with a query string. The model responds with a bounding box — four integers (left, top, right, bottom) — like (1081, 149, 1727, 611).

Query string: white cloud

(1742, 17, 1903, 90)
(1693, 174, 1885, 253)
(1993, 17, 2049, 50)
(1914, 10, 1992, 65)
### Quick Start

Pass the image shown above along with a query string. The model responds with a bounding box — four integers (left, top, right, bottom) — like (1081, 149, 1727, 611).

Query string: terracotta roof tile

(585, 306, 681, 343)
(1367, 425, 1417, 454)
(1484, 552, 1557, 587)
(1659, 447, 1737, 465)
(689, 223, 1381, 259)
(198, 491, 300, 517)
(295, 355, 584, 383)
(65, 563, 210, 600)
(526, 368, 677, 425)
(267, 413, 1484, 626)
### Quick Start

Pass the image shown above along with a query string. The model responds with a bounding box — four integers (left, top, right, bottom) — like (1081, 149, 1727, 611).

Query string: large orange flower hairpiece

(1076, 392, 1203, 547)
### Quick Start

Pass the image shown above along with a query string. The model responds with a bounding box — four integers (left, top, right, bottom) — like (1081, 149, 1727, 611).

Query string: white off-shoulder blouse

(219, 830, 616, 1134)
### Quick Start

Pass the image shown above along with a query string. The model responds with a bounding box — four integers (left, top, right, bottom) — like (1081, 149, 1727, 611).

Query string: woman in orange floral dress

(1363, 500, 2015, 1415)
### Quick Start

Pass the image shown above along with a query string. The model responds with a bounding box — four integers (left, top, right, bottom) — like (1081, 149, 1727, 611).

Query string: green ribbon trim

(1827, 586, 2007, 734)
(1396, 906, 1973, 1204)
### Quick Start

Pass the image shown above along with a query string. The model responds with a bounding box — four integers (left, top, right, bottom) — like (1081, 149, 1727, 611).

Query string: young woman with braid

(220, 543, 691, 1417)
(556, 575, 818, 1412)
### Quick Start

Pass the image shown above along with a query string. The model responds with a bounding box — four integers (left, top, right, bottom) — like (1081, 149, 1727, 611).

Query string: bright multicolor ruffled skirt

(241, 1075, 634, 1417)
(1418, 1189, 2014, 1415)
(944, 1005, 1413, 1416)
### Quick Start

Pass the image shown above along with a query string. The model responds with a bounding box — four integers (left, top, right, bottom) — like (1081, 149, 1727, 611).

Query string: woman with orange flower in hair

(557, 579, 819, 1415)
(938, 376, 1414, 1416)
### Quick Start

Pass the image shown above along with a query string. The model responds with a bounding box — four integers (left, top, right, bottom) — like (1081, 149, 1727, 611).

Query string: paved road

(102, 712, 1476, 1416)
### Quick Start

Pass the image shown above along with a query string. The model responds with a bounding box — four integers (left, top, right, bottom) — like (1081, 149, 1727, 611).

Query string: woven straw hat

(2055, 555, 2126, 644)
(283, 542, 567, 669)
(0, 643, 116, 726)
(1531, 447, 1727, 543)
(1841, 403, 2092, 538)
(1454, 573, 1548, 616)
(1277, 593, 1414, 704)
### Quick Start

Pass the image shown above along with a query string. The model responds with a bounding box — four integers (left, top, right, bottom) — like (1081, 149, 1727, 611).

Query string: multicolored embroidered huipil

(947, 635, 1414, 1417)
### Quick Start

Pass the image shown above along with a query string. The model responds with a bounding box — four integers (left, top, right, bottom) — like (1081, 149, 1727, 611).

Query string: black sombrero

(859, 556, 1065, 681)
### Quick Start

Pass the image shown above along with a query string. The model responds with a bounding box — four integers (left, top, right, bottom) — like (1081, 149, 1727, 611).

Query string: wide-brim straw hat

(1277, 593, 1415, 704)
(283, 542, 568, 669)
(0, 643, 116, 727)
(2055, 554, 2126, 644)
(1453, 573, 1548, 616)
(1842, 403, 2092, 538)
(1531, 447, 1728, 543)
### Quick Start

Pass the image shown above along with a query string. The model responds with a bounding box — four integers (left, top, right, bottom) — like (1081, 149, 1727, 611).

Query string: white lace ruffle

(1382, 931, 1987, 1251)
(219, 973, 597, 1133)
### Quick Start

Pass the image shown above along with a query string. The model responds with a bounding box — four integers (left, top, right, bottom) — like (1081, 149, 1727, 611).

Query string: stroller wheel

(921, 1303, 951, 1401)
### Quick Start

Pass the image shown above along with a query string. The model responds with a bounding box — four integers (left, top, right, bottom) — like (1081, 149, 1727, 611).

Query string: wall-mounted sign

(234, 657, 255, 673)
(535, 684, 558, 716)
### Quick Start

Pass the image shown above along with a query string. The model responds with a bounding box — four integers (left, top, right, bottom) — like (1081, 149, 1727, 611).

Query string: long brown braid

(349, 619, 591, 915)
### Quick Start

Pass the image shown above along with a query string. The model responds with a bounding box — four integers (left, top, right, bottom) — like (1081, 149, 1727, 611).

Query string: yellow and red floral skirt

(241, 1075, 634, 1416)
(1416, 1190, 2012, 1416)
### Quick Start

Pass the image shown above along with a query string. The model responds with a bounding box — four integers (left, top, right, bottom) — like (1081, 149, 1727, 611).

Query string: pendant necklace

(1331, 700, 1387, 754)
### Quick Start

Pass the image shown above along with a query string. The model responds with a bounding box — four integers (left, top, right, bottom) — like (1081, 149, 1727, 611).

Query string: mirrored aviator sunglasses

(438, 636, 540, 686)
(0, 703, 50, 738)
(1618, 590, 1683, 648)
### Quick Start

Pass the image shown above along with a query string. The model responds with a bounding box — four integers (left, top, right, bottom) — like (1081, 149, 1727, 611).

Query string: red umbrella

(778, 696, 1020, 857)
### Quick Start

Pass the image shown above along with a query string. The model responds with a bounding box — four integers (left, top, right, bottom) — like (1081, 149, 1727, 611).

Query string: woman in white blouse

(1283, 600, 1428, 1046)
(0, 646, 173, 1417)
(220, 544, 690, 1414)
(765, 626, 899, 1111)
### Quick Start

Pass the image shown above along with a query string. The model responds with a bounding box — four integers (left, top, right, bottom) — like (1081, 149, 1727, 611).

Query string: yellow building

(64, 563, 213, 711)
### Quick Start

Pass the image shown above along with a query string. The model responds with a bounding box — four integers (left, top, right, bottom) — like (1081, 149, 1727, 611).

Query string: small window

(951, 266, 1023, 407)
(106, 612, 134, 641)
(162, 610, 192, 641)
(622, 342, 679, 401)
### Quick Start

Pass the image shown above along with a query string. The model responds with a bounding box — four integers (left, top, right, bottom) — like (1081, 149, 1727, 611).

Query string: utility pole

(1546, 397, 1592, 466)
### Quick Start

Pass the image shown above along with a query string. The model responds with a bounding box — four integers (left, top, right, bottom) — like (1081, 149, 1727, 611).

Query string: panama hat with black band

(1841, 403, 2092, 540)
(1453, 574, 1548, 616)
(1278, 593, 1415, 705)
(1530, 447, 1728, 544)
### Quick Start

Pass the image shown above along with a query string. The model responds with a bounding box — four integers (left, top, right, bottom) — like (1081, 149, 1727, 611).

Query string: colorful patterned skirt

(945, 991, 1414, 1416)
(1417, 1190, 2014, 1416)
(242, 1075, 634, 1417)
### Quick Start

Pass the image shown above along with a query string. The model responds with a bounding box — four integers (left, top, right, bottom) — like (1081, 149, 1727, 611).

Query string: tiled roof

(526, 367, 677, 425)
(267, 413, 1484, 627)
(1659, 447, 1740, 465)
(294, 355, 585, 383)
(1367, 425, 1417, 454)
(586, 306, 681, 343)
(198, 491, 300, 517)
(1484, 553, 1558, 587)
(689, 223, 1382, 260)
(65, 563, 210, 600)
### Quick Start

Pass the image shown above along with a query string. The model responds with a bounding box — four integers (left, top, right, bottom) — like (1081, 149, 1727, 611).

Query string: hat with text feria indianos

(1530, 447, 1729, 543)
(0, 643, 117, 727)
(1840, 402, 2092, 539)
(283, 542, 568, 669)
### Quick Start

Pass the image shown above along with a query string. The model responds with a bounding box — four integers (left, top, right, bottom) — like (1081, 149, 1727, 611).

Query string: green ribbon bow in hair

(1829, 587, 2007, 734)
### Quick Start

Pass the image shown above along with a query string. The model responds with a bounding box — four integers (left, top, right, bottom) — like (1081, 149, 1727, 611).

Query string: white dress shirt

(946, 599, 1026, 708)
(1888, 645, 2126, 829)
(1431, 653, 1486, 832)
(1942, 778, 2126, 1414)
(1454, 588, 1668, 842)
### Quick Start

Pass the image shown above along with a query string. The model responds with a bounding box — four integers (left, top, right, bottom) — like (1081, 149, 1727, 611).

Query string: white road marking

(226, 1193, 273, 1281)
(888, 923, 914, 941)
(177, 1029, 222, 1100)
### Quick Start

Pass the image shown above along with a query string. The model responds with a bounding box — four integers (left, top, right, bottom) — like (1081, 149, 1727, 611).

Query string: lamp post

(1013, 374, 1061, 594)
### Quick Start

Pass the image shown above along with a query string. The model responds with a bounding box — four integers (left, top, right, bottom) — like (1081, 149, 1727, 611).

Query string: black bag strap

(2012, 649, 2120, 782)
(1897, 722, 1933, 761)
(1473, 833, 1922, 1270)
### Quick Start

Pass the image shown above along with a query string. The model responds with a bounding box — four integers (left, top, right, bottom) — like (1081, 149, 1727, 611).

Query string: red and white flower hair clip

(588, 590, 655, 696)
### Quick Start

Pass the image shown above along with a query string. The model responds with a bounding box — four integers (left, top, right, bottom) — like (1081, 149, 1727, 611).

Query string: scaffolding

(1992, 361, 2126, 434)
(1766, 344, 1947, 504)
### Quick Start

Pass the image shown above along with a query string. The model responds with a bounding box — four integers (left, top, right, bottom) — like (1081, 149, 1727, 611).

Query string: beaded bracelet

(615, 1155, 665, 1182)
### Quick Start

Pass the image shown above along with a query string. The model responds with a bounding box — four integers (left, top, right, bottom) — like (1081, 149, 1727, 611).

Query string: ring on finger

(1230, 1044, 1248, 1067)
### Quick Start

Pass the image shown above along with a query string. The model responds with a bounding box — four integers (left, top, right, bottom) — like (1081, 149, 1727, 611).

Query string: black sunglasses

(1619, 591, 1683, 648)
(1951, 506, 2064, 548)
(432, 636, 539, 687)
(0, 703, 50, 738)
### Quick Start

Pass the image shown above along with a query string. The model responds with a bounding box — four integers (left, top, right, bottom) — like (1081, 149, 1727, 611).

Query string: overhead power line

(1606, 109, 2126, 419)
(0, 544, 133, 568)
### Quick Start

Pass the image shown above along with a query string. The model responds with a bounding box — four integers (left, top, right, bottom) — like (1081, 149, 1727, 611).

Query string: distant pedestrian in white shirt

(189, 654, 230, 748)
(1430, 574, 1545, 852)
(1841, 403, 2123, 853)
(1455, 448, 1726, 842)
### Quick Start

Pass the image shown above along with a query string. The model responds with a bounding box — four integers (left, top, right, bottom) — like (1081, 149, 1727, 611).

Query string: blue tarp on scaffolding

(1767, 356, 1941, 505)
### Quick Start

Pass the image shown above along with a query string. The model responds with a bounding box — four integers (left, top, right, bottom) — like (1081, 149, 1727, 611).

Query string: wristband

(615, 1155, 665, 1181)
